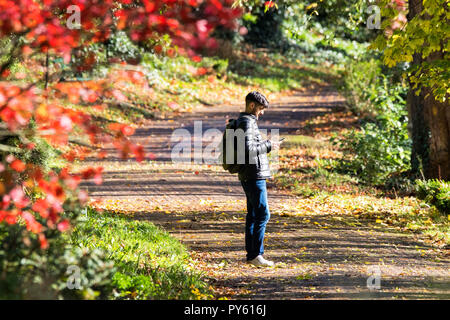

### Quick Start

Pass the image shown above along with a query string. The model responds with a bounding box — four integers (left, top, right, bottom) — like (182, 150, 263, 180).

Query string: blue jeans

(240, 179, 270, 261)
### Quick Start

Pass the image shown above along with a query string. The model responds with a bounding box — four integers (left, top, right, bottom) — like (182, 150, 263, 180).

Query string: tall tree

(374, 0, 449, 180)
(406, 0, 449, 180)
(406, 0, 431, 177)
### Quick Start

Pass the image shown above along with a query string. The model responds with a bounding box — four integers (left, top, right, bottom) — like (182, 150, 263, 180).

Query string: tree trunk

(407, 68, 430, 178)
(423, 71, 450, 180)
(407, 0, 450, 180)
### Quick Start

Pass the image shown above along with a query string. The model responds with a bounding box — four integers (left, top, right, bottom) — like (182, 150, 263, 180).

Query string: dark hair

(245, 91, 269, 109)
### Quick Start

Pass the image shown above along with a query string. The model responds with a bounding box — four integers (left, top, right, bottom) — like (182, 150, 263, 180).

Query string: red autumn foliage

(0, 0, 241, 249)
(10, 159, 26, 172)
(265, 1, 276, 9)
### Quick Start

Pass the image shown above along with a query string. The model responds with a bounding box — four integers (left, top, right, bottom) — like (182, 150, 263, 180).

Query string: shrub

(338, 58, 381, 117)
(105, 31, 142, 64)
(7, 120, 62, 172)
(332, 76, 411, 185)
(415, 179, 450, 215)
(0, 204, 115, 299)
(335, 121, 411, 185)
(243, 4, 287, 49)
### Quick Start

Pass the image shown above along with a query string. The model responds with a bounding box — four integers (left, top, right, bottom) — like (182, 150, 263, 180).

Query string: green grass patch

(69, 208, 213, 299)
(281, 134, 327, 149)
(227, 55, 328, 92)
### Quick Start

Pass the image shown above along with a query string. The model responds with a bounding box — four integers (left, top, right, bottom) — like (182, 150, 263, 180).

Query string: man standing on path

(236, 91, 281, 267)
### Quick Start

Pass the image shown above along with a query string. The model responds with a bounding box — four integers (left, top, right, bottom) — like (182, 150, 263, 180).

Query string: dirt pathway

(83, 86, 450, 299)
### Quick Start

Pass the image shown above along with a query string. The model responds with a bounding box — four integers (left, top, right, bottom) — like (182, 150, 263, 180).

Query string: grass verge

(69, 207, 213, 299)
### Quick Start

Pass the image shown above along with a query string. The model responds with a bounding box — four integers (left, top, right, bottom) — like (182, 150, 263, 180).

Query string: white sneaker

(246, 255, 274, 267)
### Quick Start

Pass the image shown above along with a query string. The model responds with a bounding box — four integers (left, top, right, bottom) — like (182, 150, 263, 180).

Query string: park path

(82, 86, 450, 299)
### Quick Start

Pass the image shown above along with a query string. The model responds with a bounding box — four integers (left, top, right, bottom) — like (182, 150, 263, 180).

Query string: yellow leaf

(306, 3, 318, 10)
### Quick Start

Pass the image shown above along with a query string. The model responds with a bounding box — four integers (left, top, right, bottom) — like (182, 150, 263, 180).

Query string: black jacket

(236, 112, 272, 181)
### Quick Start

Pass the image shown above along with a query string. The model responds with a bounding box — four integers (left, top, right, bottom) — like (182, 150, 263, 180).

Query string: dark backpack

(219, 119, 243, 174)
